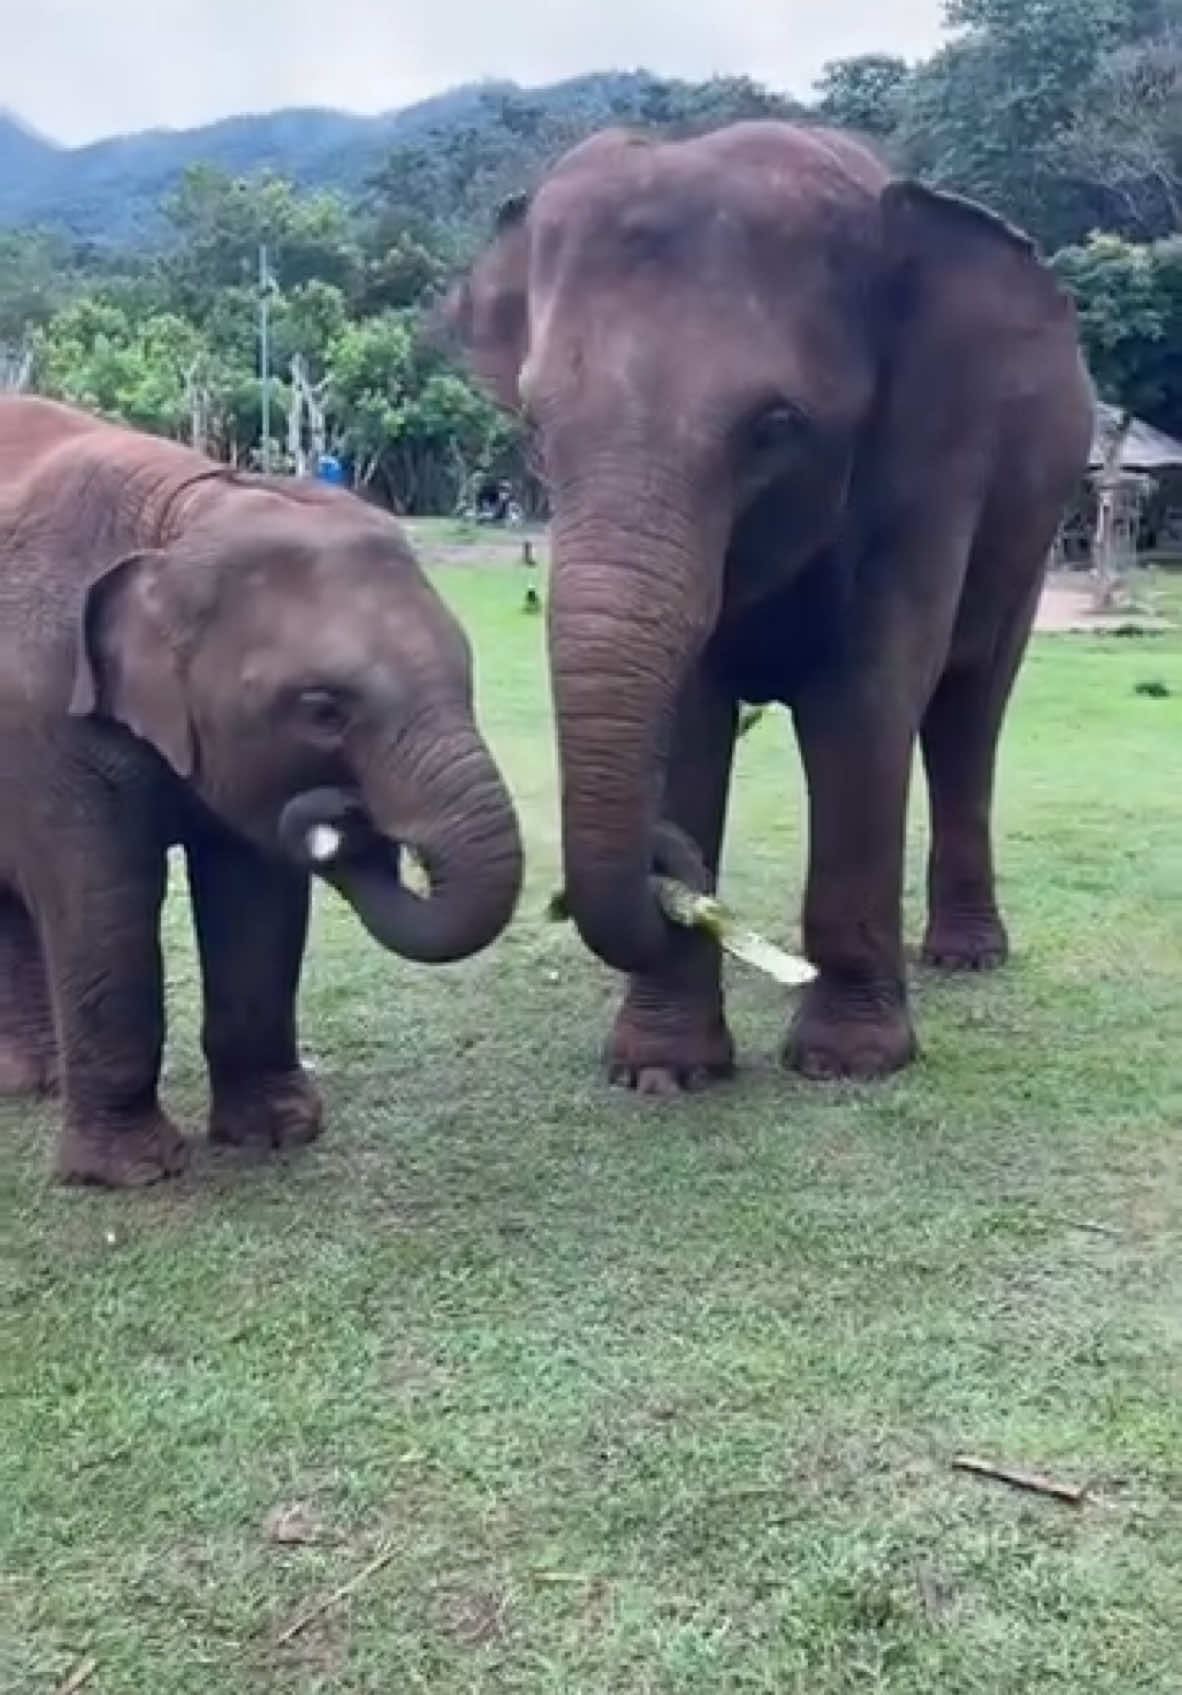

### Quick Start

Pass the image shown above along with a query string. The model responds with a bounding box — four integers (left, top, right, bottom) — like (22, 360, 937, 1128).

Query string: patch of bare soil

(1037, 572, 1173, 634)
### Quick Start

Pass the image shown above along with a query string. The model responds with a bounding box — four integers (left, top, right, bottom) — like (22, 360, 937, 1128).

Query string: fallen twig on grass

(54, 1657, 97, 1695)
(952, 1454, 1087, 1505)
(914, 1564, 952, 1622)
(1052, 1216, 1121, 1238)
(272, 1545, 396, 1646)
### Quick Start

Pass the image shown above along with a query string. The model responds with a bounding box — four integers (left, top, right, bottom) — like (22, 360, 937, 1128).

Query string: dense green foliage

(1053, 232, 1182, 429)
(2, 0, 1180, 506)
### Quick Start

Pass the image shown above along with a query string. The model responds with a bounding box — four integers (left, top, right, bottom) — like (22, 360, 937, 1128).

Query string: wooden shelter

(1056, 403, 1182, 575)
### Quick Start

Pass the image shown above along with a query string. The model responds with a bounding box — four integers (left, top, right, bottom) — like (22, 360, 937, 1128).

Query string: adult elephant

(0, 398, 522, 1184)
(447, 122, 1093, 1093)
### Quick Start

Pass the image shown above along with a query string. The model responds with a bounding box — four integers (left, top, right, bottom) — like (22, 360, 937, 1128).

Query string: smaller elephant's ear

(68, 549, 194, 778)
(493, 190, 530, 233)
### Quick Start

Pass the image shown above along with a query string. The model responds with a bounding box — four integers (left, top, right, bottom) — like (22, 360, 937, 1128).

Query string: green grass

(3, 564, 1181, 1694)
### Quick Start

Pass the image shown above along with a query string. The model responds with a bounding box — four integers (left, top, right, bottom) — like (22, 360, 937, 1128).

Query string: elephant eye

(294, 687, 350, 735)
(743, 402, 811, 459)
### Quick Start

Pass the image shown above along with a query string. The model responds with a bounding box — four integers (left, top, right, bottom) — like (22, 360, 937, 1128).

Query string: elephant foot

(784, 976, 916, 1082)
(208, 1067, 324, 1152)
(922, 910, 1009, 972)
(56, 1109, 190, 1188)
(606, 997, 736, 1098)
(0, 1034, 57, 1099)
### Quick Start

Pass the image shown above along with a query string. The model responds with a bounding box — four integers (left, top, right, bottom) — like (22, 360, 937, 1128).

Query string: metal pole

(259, 243, 270, 472)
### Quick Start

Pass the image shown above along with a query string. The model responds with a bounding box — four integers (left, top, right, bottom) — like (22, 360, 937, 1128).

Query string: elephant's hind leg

(37, 839, 187, 1187)
(0, 891, 58, 1097)
(606, 673, 737, 1096)
(920, 570, 1044, 972)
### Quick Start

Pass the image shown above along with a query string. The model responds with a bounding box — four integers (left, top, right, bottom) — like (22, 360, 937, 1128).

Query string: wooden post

(1091, 410, 1132, 611)
(0, 344, 32, 393)
(288, 354, 329, 476)
(288, 354, 307, 476)
(184, 360, 209, 454)
(521, 537, 540, 611)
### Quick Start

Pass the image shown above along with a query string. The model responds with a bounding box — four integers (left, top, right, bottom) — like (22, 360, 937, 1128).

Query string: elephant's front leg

(186, 830, 323, 1152)
(607, 671, 737, 1096)
(38, 839, 187, 1186)
(785, 681, 918, 1080)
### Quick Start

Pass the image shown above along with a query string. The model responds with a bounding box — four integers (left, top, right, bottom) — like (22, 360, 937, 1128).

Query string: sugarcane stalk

(547, 877, 816, 988)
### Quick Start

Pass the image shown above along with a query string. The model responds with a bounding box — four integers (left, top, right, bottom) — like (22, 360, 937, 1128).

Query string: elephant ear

(68, 549, 194, 778)
(877, 179, 1070, 343)
(442, 192, 531, 410)
(865, 178, 1075, 513)
(881, 179, 1041, 263)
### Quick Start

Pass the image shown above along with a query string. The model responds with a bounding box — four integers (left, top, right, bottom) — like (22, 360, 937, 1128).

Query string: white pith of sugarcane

(305, 823, 343, 864)
(650, 877, 817, 987)
(304, 827, 429, 898)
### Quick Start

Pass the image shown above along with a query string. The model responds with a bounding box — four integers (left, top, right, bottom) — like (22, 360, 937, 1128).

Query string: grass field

(2, 543, 1181, 1694)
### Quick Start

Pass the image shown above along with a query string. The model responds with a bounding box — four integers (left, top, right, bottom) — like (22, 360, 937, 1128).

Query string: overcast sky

(4, 0, 946, 147)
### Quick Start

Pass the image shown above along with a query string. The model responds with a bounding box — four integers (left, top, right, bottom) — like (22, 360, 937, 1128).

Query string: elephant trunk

(548, 482, 721, 976)
(280, 717, 522, 964)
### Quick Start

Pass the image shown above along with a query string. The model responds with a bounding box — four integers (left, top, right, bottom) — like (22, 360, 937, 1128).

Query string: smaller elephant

(0, 398, 522, 1187)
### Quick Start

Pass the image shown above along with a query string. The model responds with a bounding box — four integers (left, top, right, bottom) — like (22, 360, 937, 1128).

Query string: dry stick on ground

(53, 1658, 98, 1695)
(952, 1455, 1088, 1505)
(1051, 1216, 1121, 1238)
(272, 1545, 396, 1646)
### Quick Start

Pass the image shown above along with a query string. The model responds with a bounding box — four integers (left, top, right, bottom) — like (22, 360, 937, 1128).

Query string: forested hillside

(2, 0, 1179, 514)
(0, 87, 515, 240)
(0, 72, 797, 243)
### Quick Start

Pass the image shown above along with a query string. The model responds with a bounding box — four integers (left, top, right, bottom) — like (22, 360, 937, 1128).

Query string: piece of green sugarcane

(547, 878, 816, 988)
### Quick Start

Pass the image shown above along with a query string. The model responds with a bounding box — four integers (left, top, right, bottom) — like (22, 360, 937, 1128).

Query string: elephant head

(447, 122, 1069, 974)
(68, 486, 522, 963)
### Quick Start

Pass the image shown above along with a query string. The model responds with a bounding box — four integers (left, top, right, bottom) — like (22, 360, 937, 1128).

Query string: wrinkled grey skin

(448, 121, 1094, 1095)
(0, 398, 522, 1185)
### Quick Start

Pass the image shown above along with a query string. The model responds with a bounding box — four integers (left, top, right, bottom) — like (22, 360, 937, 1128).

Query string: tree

(354, 227, 451, 315)
(321, 312, 520, 510)
(270, 280, 349, 379)
(815, 55, 912, 139)
(1053, 231, 1182, 433)
(0, 229, 78, 342)
(1052, 17, 1182, 236)
(32, 299, 208, 437)
(891, 0, 1182, 246)
(161, 165, 362, 317)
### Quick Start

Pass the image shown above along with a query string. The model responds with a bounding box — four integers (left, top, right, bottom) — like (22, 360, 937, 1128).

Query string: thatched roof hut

(1089, 403, 1182, 473)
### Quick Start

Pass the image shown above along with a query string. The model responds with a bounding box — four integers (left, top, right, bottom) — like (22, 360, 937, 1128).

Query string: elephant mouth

(277, 787, 429, 895)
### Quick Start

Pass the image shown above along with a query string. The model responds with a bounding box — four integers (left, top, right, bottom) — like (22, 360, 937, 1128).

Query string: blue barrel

(316, 454, 345, 486)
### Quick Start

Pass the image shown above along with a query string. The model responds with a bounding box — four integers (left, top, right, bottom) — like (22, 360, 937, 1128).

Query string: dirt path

(1036, 575, 1097, 631)
(1036, 571, 1172, 633)
(404, 526, 1166, 636)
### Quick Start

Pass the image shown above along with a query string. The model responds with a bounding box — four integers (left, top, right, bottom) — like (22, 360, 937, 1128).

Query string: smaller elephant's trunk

(280, 720, 522, 964)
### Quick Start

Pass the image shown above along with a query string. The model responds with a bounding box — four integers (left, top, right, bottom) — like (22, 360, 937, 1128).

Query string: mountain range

(0, 80, 533, 242)
(0, 72, 786, 244)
